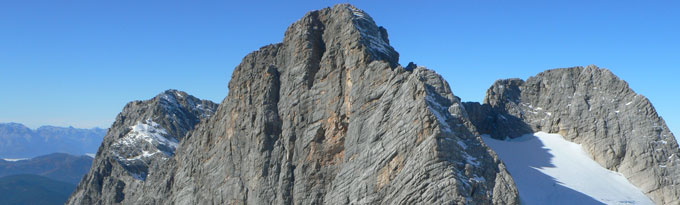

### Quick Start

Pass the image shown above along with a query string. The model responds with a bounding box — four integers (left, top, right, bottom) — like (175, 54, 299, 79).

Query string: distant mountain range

(0, 153, 94, 205)
(0, 122, 106, 158)
(0, 174, 76, 205)
(0, 153, 93, 184)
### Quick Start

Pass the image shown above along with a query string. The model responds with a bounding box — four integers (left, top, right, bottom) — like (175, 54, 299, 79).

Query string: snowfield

(483, 132, 653, 205)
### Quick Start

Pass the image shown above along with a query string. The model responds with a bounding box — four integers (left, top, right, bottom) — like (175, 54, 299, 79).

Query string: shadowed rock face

(67, 90, 217, 204)
(68, 4, 520, 205)
(463, 78, 534, 140)
(467, 65, 679, 204)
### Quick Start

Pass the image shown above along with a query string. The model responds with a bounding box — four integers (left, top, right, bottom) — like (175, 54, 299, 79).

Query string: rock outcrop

(68, 90, 217, 204)
(466, 65, 680, 204)
(69, 4, 520, 204)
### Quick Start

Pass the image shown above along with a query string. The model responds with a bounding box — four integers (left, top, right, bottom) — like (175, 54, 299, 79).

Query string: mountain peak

(0, 122, 30, 130)
(281, 4, 399, 69)
(158, 89, 186, 98)
(70, 4, 522, 204)
(468, 65, 680, 203)
(101, 90, 218, 180)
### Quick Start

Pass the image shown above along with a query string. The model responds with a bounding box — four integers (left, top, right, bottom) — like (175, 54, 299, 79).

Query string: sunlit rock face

(71, 4, 680, 205)
(69, 4, 520, 205)
(68, 89, 217, 204)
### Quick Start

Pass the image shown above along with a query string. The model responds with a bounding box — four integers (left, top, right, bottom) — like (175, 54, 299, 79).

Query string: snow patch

(120, 150, 162, 161)
(355, 25, 391, 56)
(113, 119, 178, 150)
(347, 5, 394, 59)
(85, 153, 96, 158)
(130, 172, 145, 180)
(347, 6, 364, 17)
(471, 176, 486, 182)
(499, 114, 508, 120)
(110, 119, 178, 180)
(483, 132, 653, 205)
(425, 94, 453, 133)
(2, 158, 29, 162)
(457, 141, 468, 150)
(463, 153, 480, 167)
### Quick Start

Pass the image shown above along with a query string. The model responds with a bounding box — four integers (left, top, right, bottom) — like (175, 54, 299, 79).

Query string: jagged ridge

(68, 4, 520, 204)
(68, 90, 217, 204)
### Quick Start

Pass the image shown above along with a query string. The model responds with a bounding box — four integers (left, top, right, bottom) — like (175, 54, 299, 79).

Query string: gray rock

(69, 4, 520, 205)
(67, 89, 217, 204)
(467, 65, 680, 204)
(405, 62, 417, 71)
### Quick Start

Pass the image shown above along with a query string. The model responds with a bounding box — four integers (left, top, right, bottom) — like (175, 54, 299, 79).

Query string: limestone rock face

(67, 90, 217, 204)
(463, 78, 534, 140)
(67, 4, 520, 204)
(467, 66, 679, 204)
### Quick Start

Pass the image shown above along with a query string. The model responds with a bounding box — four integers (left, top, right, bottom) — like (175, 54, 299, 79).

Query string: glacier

(483, 132, 653, 205)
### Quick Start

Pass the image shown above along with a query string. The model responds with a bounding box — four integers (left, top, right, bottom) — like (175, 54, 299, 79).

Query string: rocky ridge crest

(68, 4, 680, 205)
(69, 4, 519, 204)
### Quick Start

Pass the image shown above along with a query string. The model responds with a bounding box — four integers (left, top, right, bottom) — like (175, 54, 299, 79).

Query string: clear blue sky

(1, 1, 678, 140)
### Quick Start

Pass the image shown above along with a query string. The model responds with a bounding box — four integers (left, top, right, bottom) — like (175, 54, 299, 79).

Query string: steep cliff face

(466, 65, 679, 204)
(67, 90, 217, 204)
(67, 4, 520, 204)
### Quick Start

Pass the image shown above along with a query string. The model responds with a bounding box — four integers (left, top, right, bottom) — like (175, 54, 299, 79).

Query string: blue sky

(1, 1, 678, 139)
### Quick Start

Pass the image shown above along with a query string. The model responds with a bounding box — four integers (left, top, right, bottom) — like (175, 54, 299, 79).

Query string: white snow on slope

(348, 6, 364, 18)
(483, 132, 653, 205)
(2, 158, 29, 162)
(425, 94, 453, 133)
(346, 6, 394, 58)
(114, 119, 178, 151)
(111, 119, 178, 164)
(119, 150, 161, 161)
(108, 119, 178, 180)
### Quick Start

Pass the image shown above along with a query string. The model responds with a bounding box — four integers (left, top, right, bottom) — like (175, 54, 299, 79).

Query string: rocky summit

(465, 66, 679, 204)
(69, 4, 519, 204)
(68, 89, 217, 204)
(68, 4, 678, 205)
